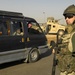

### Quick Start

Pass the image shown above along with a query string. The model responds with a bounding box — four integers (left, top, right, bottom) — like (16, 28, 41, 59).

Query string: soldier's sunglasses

(64, 14, 74, 19)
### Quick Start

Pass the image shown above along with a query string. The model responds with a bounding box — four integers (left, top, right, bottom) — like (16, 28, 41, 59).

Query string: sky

(0, 0, 75, 24)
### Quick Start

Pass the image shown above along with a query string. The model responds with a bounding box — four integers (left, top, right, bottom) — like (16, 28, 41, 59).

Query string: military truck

(40, 17, 65, 45)
(45, 17, 65, 35)
(41, 17, 65, 35)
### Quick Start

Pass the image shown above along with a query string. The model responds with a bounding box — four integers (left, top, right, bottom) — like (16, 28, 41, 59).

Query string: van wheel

(28, 48, 39, 63)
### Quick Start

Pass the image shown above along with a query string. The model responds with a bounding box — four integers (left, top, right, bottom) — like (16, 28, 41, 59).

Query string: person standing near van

(52, 4, 75, 75)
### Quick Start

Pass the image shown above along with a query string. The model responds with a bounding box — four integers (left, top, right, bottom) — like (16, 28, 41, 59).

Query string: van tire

(28, 48, 39, 63)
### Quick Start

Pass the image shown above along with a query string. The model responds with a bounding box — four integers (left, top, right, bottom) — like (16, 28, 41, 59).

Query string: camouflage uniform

(56, 5, 75, 75)
(57, 24, 75, 74)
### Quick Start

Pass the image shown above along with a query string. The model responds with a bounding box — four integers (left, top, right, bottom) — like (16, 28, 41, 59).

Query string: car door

(0, 19, 25, 52)
(26, 21, 47, 47)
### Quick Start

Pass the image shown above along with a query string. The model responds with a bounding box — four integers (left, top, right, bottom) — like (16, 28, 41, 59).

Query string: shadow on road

(0, 60, 24, 69)
(40, 48, 52, 59)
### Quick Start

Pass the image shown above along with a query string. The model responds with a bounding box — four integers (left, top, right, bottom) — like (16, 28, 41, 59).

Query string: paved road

(0, 49, 60, 75)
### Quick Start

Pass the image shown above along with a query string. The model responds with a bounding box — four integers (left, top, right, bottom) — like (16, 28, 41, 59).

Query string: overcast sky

(0, 0, 75, 24)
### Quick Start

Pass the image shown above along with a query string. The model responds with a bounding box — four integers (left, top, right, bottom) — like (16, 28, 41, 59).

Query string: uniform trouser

(60, 71, 75, 75)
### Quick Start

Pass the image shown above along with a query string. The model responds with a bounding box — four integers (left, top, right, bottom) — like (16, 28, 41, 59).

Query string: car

(0, 10, 49, 64)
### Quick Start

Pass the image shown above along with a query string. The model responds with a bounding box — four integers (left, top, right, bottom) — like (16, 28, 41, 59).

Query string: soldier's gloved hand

(52, 49, 55, 54)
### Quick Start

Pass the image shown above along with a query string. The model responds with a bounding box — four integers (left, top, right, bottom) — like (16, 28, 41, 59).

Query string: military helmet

(63, 4, 75, 16)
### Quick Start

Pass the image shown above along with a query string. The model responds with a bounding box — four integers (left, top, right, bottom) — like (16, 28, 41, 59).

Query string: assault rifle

(51, 33, 63, 75)
(50, 41, 58, 75)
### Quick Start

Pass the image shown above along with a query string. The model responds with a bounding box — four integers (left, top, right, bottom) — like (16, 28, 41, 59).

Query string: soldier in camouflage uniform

(53, 4, 75, 75)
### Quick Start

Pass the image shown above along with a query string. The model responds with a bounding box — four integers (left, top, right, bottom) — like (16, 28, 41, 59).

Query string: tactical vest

(57, 24, 75, 73)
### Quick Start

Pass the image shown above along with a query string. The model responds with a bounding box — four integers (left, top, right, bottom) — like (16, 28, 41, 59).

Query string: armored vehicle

(40, 17, 65, 45)
(45, 17, 65, 35)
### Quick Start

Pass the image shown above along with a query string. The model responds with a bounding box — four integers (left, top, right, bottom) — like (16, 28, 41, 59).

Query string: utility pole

(43, 12, 45, 23)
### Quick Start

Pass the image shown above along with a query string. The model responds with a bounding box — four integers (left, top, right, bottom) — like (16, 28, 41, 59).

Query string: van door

(26, 21, 47, 47)
(9, 20, 25, 50)
(0, 19, 25, 52)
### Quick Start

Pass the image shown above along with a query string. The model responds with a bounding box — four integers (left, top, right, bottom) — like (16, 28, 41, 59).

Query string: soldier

(53, 4, 75, 75)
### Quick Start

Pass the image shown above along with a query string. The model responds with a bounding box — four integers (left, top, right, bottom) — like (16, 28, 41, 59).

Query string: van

(0, 10, 48, 64)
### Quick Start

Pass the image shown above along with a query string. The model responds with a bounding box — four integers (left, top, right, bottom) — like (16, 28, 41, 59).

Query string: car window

(10, 20, 24, 36)
(27, 21, 42, 34)
(0, 20, 9, 36)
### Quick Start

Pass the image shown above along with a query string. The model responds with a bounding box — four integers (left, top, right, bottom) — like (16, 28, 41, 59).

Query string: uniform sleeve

(72, 33, 75, 52)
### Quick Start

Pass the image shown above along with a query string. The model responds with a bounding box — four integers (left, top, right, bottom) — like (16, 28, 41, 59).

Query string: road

(0, 49, 60, 75)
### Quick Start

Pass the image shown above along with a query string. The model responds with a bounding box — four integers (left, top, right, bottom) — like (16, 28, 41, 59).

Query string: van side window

(0, 20, 8, 35)
(11, 21, 24, 36)
(28, 22, 42, 34)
